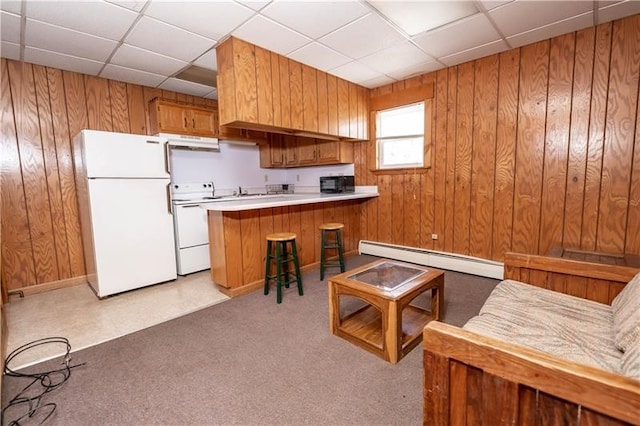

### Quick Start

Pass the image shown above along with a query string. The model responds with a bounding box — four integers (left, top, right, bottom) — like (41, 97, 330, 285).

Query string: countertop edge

(201, 192, 379, 212)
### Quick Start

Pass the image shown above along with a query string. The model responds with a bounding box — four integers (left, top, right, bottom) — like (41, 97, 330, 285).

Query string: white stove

(170, 182, 217, 275)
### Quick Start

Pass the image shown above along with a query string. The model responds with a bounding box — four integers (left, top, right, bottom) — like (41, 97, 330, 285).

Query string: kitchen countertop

(201, 188, 378, 212)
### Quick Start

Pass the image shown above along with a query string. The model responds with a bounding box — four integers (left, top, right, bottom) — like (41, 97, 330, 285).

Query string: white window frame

(375, 101, 426, 170)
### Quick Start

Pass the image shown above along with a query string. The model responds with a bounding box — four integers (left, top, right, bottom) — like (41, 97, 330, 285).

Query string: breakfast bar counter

(204, 188, 378, 297)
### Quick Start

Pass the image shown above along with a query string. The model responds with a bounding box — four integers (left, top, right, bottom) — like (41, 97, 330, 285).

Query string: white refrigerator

(74, 130, 177, 297)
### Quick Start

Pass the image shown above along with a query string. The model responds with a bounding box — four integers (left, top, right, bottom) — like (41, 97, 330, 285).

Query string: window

(376, 101, 425, 170)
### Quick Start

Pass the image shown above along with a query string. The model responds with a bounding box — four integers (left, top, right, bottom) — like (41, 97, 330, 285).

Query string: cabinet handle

(184, 117, 188, 127)
(192, 118, 195, 128)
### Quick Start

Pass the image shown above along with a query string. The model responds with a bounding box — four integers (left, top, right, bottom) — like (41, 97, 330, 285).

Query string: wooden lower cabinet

(208, 200, 363, 297)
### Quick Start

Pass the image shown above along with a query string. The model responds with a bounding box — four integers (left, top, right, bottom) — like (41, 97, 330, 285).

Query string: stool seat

(266, 232, 297, 242)
(319, 222, 345, 280)
(264, 232, 303, 304)
(319, 223, 344, 231)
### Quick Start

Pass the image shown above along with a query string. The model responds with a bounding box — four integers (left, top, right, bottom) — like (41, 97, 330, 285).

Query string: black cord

(1, 337, 85, 425)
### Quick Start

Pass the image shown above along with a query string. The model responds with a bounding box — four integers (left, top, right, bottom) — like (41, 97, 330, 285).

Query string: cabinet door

(337, 78, 350, 138)
(283, 135, 298, 166)
(190, 108, 217, 137)
(302, 64, 318, 132)
(157, 102, 188, 133)
(317, 140, 340, 163)
(297, 136, 317, 164)
(267, 135, 285, 167)
(289, 60, 304, 131)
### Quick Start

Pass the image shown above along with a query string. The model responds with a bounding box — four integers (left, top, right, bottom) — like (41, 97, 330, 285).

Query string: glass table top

(347, 261, 427, 290)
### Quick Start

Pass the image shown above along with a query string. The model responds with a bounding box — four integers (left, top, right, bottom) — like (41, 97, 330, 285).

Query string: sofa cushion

(611, 272, 640, 352)
(463, 279, 621, 374)
(621, 334, 640, 381)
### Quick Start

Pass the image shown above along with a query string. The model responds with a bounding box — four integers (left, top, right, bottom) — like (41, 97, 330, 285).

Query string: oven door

(174, 204, 209, 249)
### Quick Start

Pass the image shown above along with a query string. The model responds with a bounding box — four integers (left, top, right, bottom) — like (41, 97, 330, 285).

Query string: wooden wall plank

(270, 52, 282, 127)
(299, 205, 315, 265)
(377, 175, 392, 243)
(62, 70, 88, 140)
(539, 33, 575, 255)
(627, 63, 640, 255)
(444, 66, 458, 253)
(492, 49, 519, 261)
(8, 61, 58, 284)
(338, 78, 350, 137)
(278, 56, 291, 129)
(126, 83, 146, 135)
(317, 71, 328, 135)
(109, 80, 130, 133)
(391, 175, 405, 244)
(302, 64, 318, 132)
(1, 59, 37, 292)
(582, 22, 612, 251)
(327, 74, 339, 136)
(47, 68, 84, 277)
(563, 27, 595, 249)
(433, 69, 449, 251)
(597, 15, 640, 253)
(240, 210, 262, 285)
(453, 61, 474, 255)
(84, 75, 113, 131)
(470, 55, 499, 259)
(512, 41, 549, 254)
(402, 174, 421, 248)
(33, 65, 71, 279)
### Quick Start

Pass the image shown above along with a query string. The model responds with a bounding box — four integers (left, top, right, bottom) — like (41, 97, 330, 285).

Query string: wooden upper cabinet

(302, 64, 318, 132)
(216, 36, 369, 141)
(297, 136, 317, 164)
(289, 60, 304, 131)
(149, 99, 217, 137)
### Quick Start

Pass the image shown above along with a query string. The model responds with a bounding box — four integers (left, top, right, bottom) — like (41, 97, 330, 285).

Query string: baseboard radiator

(358, 240, 504, 280)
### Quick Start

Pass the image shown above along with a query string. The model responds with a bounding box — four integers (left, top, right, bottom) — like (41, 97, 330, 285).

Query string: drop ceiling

(1, 0, 639, 99)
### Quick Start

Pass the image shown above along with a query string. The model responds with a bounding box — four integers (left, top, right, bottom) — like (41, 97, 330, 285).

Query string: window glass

(376, 102, 425, 169)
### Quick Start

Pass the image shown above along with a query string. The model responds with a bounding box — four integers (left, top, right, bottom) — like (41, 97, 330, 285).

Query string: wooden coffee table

(328, 259, 444, 364)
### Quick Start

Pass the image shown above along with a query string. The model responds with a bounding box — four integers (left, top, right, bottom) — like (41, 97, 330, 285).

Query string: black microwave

(320, 176, 355, 193)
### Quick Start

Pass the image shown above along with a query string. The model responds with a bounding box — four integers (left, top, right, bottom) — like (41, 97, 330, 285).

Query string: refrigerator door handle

(164, 142, 171, 175)
(166, 183, 173, 215)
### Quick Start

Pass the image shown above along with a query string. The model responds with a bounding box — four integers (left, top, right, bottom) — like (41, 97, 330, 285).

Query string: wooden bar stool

(319, 223, 345, 280)
(263, 232, 303, 304)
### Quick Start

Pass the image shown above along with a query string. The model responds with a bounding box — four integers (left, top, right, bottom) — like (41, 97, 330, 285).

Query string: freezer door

(80, 130, 169, 178)
(86, 178, 177, 296)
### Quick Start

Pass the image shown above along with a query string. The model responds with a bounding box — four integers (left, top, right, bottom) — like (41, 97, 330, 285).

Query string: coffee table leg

(432, 278, 444, 320)
(385, 301, 399, 364)
(328, 281, 338, 333)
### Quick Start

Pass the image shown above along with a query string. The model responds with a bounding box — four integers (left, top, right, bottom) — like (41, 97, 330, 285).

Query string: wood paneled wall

(0, 58, 216, 296)
(355, 15, 640, 262)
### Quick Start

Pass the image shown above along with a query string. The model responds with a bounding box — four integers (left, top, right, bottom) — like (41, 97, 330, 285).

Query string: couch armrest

(503, 252, 639, 303)
(423, 321, 640, 425)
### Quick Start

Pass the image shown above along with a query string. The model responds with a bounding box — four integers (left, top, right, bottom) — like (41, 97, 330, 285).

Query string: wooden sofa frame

(423, 252, 640, 425)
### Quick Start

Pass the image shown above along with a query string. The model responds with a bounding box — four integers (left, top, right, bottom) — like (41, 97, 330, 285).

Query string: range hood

(157, 133, 220, 151)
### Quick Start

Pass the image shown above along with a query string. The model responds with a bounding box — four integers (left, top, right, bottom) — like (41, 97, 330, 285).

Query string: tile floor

(4, 271, 229, 370)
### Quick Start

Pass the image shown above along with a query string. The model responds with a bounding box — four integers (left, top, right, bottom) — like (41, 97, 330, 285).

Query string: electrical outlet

(431, 234, 438, 240)
(264, 174, 268, 182)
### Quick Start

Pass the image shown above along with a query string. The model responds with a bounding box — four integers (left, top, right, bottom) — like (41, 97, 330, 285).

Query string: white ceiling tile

(369, 1, 478, 36)
(104, 1, 147, 12)
(359, 40, 434, 75)
(25, 0, 138, 40)
(320, 13, 405, 60)
(489, 0, 594, 37)
(598, 0, 640, 24)
(261, 0, 368, 39)
(101, 63, 166, 87)
(125, 16, 215, 63)
(412, 13, 500, 59)
(204, 88, 218, 100)
(439, 39, 508, 67)
(233, 15, 311, 56)
(1, 0, 21, 14)
(25, 18, 118, 62)
(479, 0, 514, 11)
(145, 0, 254, 41)
(507, 12, 593, 48)
(288, 42, 350, 72)
(328, 61, 381, 84)
(359, 74, 397, 89)
(1, 41, 21, 60)
(236, 1, 271, 12)
(386, 60, 443, 80)
(1, 11, 21, 44)
(159, 78, 213, 97)
(24, 46, 103, 75)
(111, 44, 187, 76)
(194, 48, 217, 71)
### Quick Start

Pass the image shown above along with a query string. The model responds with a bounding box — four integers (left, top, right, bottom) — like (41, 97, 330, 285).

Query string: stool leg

(282, 241, 290, 289)
(291, 240, 303, 296)
(337, 229, 345, 273)
(275, 242, 283, 304)
(264, 240, 272, 295)
(320, 229, 326, 281)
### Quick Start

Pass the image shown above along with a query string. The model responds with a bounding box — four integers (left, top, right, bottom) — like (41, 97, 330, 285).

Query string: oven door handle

(180, 204, 202, 208)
